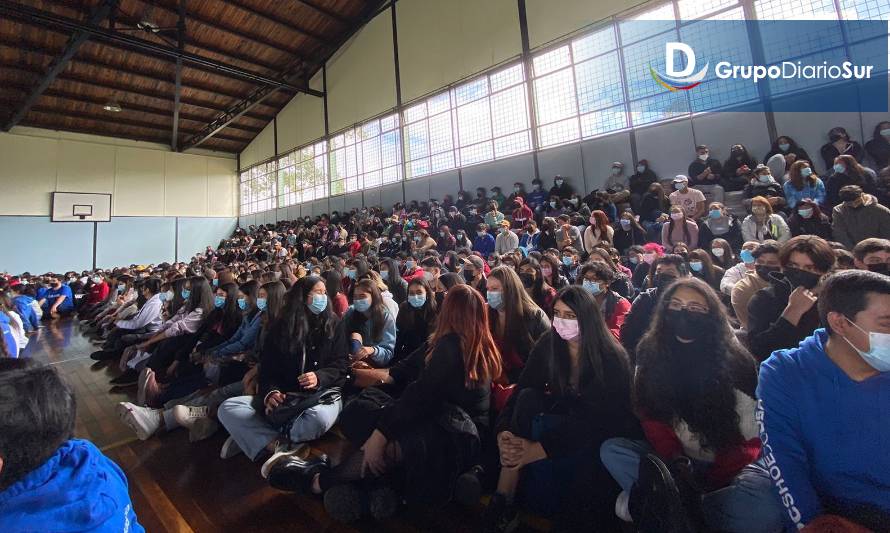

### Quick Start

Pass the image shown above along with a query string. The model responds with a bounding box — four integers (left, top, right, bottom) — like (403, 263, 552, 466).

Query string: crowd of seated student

(3, 125, 890, 532)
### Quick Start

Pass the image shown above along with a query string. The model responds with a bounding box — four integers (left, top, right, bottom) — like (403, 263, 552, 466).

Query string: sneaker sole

(116, 403, 152, 441)
(260, 444, 309, 479)
(189, 418, 218, 442)
(220, 437, 244, 460)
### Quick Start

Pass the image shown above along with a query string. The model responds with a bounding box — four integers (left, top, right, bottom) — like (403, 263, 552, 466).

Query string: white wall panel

(691, 110, 771, 167)
(327, 12, 396, 132)
(461, 154, 535, 197)
(634, 121, 694, 181)
(240, 121, 275, 169)
(428, 170, 460, 202)
(538, 143, 585, 193)
(580, 132, 633, 191)
(398, 0, 521, 102)
(343, 193, 362, 212)
(56, 140, 115, 194)
(364, 188, 382, 209)
(165, 153, 208, 216)
(207, 156, 237, 217)
(0, 133, 58, 215)
(404, 176, 430, 205)
(380, 183, 403, 209)
(311, 200, 328, 217)
(113, 147, 166, 216)
(526, 0, 636, 48)
(276, 91, 326, 153)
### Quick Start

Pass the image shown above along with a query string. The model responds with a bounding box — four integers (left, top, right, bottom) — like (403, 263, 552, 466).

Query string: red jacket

(87, 281, 109, 305)
(512, 198, 534, 228)
(605, 294, 631, 340)
(348, 240, 362, 257)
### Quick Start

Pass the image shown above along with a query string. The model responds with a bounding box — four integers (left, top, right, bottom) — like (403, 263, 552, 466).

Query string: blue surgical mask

(181, 289, 191, 299)
(353, 298, 371, 313)
(582, 280, 602, 295)
(214, 295, 226, 308)
(309, 294, 327, 315)
(423, 271, 434, 282)
(882, 128, 890, 137)
(487, 290, 504, 310)
(212, 279, 219, 287)
(758, 174, 771, 183)
(689, 261, 704, 272)
(843, 317, 890, 372)
(159, 291, 170, 302)
(256, 297, 267, 311)
(620, 219, 631, 230)
(408, 294, 427, 308)
(380, 270, 389, 281)
(740, 249, 755, 264)
(237, 298, 247, 310)
(562, 256, 573, 267)
(833, 163, 846, 174)
(778, 143, 790, 152)
(346, 269, 356, 280)
(709, 209, 722, 219)
(117, 284, 125, 292)
(406, 260, 415, 270)
(800, 167, 813, 178)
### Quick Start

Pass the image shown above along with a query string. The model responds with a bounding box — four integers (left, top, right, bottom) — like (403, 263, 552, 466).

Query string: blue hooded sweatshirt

(757, 329, 890, 531)
(0, 313, 15, 358)
(13, 295, 39, 332)
(0, 439, 143, 533)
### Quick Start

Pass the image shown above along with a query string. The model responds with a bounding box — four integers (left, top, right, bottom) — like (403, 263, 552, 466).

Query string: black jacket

(496, 331, 642, 458)
(820, 141, 865, 170)
(629, 170, 658, 196)
(620, 287, 660, 363)
(258, 317, 349, 399)
(866, 137, 890, 170)
(787, 213, 832, 239)
(377, 333, 491, 438)
(746, 279, 820, 362)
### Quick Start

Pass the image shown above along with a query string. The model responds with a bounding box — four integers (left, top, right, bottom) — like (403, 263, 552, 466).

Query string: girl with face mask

(393, 278, 438, 363)
(602, 278, 783, 532)
(741, 196, 790, 244)
(820, 126, 865, 171)
(721, 144, 758, 192)
(485, 286, 641, 531)
(786, 199, 832, 240)
(825, 154, 877, 209)
(612, 212, 647, 255)
(866, 120, 890, 169)
(783, 161, 826, 209)
(763, 135, 812, 171)
(661, 206, 699, 252)
(343, 280, 397, 368)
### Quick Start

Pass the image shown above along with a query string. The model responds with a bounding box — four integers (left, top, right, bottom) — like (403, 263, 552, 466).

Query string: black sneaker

(482, 492, 519, 533)
(267, 455, 329, 494)
(109, 369, 139, 386)
(631, 453, 696, 533)
(454, 464, 484, 506)
(324, 483, 369, 523)
(90, 350, 118, 361)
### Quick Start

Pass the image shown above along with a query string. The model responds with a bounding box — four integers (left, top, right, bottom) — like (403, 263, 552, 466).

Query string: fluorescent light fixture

(103, 101, 122, 112)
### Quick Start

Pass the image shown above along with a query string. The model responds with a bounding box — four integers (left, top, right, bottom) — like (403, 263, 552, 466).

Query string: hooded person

(0, 359, 143, 532)
(511, 196, 534, 229)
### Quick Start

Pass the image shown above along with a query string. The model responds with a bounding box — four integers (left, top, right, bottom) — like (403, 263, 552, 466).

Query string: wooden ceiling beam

(295, 0, 352, 26)
(2, 0, 118, 131)
(224, 0, 337, 48)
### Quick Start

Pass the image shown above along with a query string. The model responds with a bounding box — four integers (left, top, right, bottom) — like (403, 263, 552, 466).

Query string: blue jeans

(217, 390, 342, 460)
(600, 438, 783, 533)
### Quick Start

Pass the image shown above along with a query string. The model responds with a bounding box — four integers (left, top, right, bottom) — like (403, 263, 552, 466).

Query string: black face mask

(867, 263, 890, 276)
(463, 270, 476, 282)
(783, 267, 822, 289)
(654, 273, 678, 291)
(519, 272, 535, 288)
(829, 133, 844, 142)
(756, 265, 780, 282)
(665, 309, 711, 342)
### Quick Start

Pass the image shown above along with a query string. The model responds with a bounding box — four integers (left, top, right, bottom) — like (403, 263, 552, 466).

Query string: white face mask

(698, 153, 709, 161)
(843, 317, 890, 372)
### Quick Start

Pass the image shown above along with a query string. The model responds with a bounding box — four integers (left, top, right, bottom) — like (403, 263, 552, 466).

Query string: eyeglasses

(667, 300, 709, 314)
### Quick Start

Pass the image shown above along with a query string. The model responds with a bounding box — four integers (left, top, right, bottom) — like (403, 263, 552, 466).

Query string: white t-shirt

(669, 188, 706, 218)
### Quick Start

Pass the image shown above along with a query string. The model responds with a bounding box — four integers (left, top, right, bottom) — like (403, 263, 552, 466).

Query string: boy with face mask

(38, 276, 74, 318)
(831, 185, 890, 250)
(757, 270, 890, 532)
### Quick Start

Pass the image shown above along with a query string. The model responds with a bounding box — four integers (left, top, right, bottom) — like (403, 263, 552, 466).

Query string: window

(329, 113, 402, 195)
(402, 62, 531, 178)
(276, 141, 329, 206)
(239, 160, 275, 215)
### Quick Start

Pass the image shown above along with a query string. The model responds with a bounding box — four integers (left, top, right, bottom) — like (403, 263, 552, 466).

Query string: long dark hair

(487, 266, 543, 354)
(238, 280, 259, 316)
(398, 278, 438, 332)
(272, 276, 336, 354)
(665, 207, 692, 248)
(217, 282, 242, 333)
(351, 278, 387, 342)
(186, 276, 214, 316)
(260, 281, 287, 326)
(518, 257, 552, 307)
(548, 286, 631, 397)
(634, 278, 757, 452)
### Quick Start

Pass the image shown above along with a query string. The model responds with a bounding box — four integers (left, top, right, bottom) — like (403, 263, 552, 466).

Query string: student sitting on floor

(37, 275, 75, 319)
(0, 359, 143, 532)
(90, 278, 164, 364)
(9, 283, 39, 334)
(342, 279, 397, 368)
(757, 270, 890, 531)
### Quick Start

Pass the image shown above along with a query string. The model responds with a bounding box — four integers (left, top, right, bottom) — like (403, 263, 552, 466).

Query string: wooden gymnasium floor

(23, 318, 548, 533)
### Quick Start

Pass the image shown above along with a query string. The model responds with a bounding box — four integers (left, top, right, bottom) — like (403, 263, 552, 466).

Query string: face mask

(309, 294, 328, 315)
(708, 209, 722, 219)
(406, 260, 415, 270)
(353, 297, 371, 313)
(380, 270, 389, 281)
(556, 180, 564, 186)
(345, 269, 356, 280)
(758, 174, 772, 183)
(463, 269, 476, 282)
(756, 264, 780, 281)
(778, 143, 790, 152)
(711, 248, 725, 258)
(423, 271, 434, 282)
(689, 261, 703, 272)
(629, 256, 639, 265)
(833, 163, 846, 174)
(654, 273, 677, 291)
(674, 182, 684, 191)
(866, 263, 890, 276)
(698, 153, 708, 161)
(582, 280, 602, 295)
(611, 167, 621, 176)
(159, 291, 172, 302)
(214, 295, 226, 308)
(843, 317, 890, 372)
(439, 232, 445, 237)
(550, 201, 557, 208)
(740, 249, 755, 264)
(212, 279, 219, 287)
(752, 207, 766, 216)
(829, 132, 844, 142)
(637, 165, 646, 173)
(562, 256, 573, 267)
(237, 298, 247, 310)
(642, 253, 656, 264)
(665, 308, 710, 342)
(541, 266, 552, 277)
(620, 219, 632, 230)
(783, 267, 821, 289)
(408, 294, 427, 308)
(519, 272, 535, 288)
(255, 297, 267, 311)
(181, 289, 191, 299)
(93, 276, 102, 284)
(487, 290, 504, 310)
(798, 208, 814, 219)
(117, 284, 125, 292)
(568, 198, 579, 205)
(670, 212, 683, 221)
(553, 317, 580, 341)
(800, 167, 813, 178)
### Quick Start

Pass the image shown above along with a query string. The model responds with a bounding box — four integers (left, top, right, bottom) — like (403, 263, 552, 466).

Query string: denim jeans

(600, 437, 783, 533)
(217, 389, 343, 460)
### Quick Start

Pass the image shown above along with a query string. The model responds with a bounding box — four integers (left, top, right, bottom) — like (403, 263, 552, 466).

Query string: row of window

(240, 0, 888, 215)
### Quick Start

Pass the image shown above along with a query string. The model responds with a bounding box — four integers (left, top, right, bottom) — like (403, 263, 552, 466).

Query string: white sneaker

(136, 367, 153, 406)
(615, 490, 633, 522)
(260, 442, 308, 479)
(117, 402, 162, 441)
(171, 405, 209, 429)
(220, 436, 244, 459)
